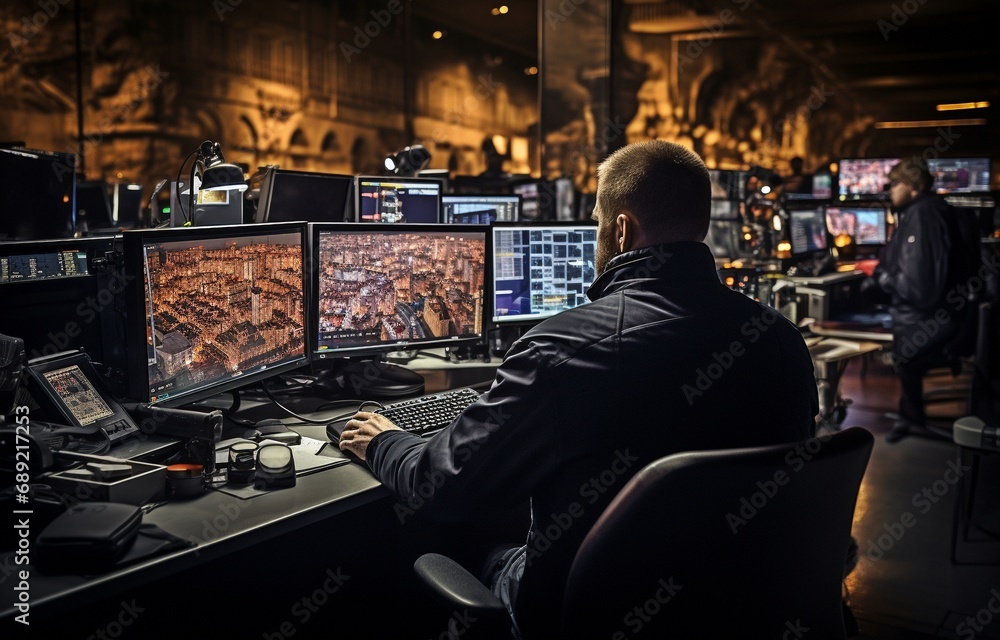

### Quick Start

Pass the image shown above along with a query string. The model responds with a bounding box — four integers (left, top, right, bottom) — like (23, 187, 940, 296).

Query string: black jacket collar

(588, 241, 719, 301)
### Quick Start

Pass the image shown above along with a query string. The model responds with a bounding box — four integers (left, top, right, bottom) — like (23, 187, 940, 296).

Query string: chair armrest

(413, 553, 509, 619)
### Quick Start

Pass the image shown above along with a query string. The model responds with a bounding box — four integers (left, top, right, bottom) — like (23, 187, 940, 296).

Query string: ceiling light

(524, 66, 538, 75)
(874, 118, 987, 129)
(491, 7, 500, 15)
(432, 30, 444, 39)
(936, 101, 990, 112)
(499, 5, 509, 13)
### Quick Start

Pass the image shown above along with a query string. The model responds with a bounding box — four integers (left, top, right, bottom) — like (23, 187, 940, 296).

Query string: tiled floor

(832, 354, 1000, 639)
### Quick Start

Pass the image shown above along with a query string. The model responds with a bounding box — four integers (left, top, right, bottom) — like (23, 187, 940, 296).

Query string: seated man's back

(341, 141, 818, 639)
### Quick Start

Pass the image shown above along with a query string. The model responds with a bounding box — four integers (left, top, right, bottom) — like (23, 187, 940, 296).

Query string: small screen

(826, 207, 886, 246)
(709, 170, 746, 201)
(442, 195, 520, 224)
(927, 158, 991, 194)
(315, 227, 486, 355)
(355, 177, 442, 223)
(788, 208, 828, 255)
(42, 364, 115, 427)
(141, 231, 306, 404)
(838, 158, 900, 200)
(259, 170, 352, 222)
(512, 182, 540, 220)
(492, 224, 598, 324)
(812, 174, 832, 199)
(0, 249, 88, 282)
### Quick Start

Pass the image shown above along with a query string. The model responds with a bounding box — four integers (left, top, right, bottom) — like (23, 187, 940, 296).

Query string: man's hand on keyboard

(338, 412, 403, 462)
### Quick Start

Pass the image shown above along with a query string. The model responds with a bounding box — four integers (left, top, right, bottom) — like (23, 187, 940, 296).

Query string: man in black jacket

(339, 140, 818, 639)
(875, 157, 970, 443)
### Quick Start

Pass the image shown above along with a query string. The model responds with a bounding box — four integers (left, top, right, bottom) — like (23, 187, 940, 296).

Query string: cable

(260, 383, 358, 425)
(174, 149, 198, 226)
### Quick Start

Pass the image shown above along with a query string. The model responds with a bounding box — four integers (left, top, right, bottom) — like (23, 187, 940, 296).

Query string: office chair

(414, 427, 874, 640)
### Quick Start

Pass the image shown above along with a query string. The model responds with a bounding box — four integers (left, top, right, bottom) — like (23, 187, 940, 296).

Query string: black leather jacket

(367, 241, 818, 638)
(876, 193, 955, 325)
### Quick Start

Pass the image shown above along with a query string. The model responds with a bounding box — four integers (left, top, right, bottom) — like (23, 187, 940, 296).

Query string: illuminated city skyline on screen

(142, 232, 306, 403)
(316, 230, 486, 354)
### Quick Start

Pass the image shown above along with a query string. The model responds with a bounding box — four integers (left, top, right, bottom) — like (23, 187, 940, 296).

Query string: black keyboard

(375, 387, 482, 436)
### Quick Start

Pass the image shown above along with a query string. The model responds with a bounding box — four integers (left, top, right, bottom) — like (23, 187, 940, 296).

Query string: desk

(805, 335, 883, 429)
(1, 357, 510, 638)
(809, 322, 893, 343)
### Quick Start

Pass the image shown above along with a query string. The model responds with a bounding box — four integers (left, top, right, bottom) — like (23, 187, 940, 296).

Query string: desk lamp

(182, 141, 248, 226)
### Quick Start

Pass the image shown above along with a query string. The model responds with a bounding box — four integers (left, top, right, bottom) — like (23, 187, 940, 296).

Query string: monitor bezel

(309, 222, 490, 361)
(254, 168, 354, 223)
(120, 221, 310, 407)
(836, 157, 902, 201)
(489, 220, 599, 326)
(352, 175, 444, 224)
(441, 193, 523, 224)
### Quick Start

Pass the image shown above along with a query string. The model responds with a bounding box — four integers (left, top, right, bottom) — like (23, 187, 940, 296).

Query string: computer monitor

(111, 183, 144, 228)
(811, 173, 833, 200)
(927, 158, 991, 194)
(826, 206, 887, 247)
(255, 168, 353, 223)
(442, 194, 521, 224)
(511, 181, 540, 220)
(354, 176, 443, 223)
(709, 169, 747, 201)
(119, 222, 309, 406)
(0, 147, 76, 240)
(76, 180, 114, 229)
(837, 158, 900, 201)
(311, 223, 487, 395)
(788, 207, 829, 256)
(0, 237, 123, 369)
(491, 222, 598, 325)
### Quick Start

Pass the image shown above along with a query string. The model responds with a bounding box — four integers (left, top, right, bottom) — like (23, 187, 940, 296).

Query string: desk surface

(810, 322, 894, 343)
(1, 352, 504, 626)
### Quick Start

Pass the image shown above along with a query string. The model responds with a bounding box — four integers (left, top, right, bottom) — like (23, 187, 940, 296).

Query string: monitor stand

(313, 358, 425, 399)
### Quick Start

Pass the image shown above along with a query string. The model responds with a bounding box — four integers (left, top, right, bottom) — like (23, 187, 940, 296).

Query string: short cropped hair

(596, 141, 711, 242)
(888, 157, 935, 193)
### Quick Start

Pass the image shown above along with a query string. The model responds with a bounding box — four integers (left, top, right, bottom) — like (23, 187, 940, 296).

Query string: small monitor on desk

(119, 222, 309, 407)
(442, 194, 521, 224)
(491, 222, 598, 325)
(255, 169, 353, 223)
(788, 207, 829, 257)
(826, 206, 887, 249)
(311, 223, 488, 395)
(354, 176, 443, 223)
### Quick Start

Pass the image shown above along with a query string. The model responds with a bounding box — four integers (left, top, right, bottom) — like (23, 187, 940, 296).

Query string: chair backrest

(562, 427, 874, 640)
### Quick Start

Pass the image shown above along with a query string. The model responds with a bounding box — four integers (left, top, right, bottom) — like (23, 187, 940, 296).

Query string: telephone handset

(26, 350, 141, 447)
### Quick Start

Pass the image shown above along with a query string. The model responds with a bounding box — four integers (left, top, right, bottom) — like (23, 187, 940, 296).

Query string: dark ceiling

(415, 0, 997, 156)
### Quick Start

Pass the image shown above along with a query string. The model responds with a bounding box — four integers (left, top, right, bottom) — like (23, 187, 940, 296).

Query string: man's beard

(595, 225, 617, 275)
